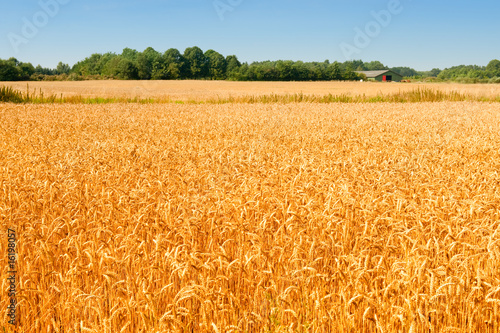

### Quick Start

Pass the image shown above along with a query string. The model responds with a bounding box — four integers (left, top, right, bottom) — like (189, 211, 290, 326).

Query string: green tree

(437, 70, 451, 80)
(390, 66, 418, 77)
(259, 61, 279, 81)
(429, 68, 441, 77)
(225, 55, 241, 79)
(205, 49, 227, 80)
(468, 69, 485, 79)
(357, 72, 367, 81)
(6, 57, 20, 67)
(327, 61, 342, 80)
(437, 64, 486, 81)
(292, 61, 308, 81)
(56, 62, 70, 75)
(101, 56, 121, 77)
(72, 53, 104, 76)
(163, 48, 185, 79)
(343, 64, 356, 80)
(18, 62, 35, 79)
(486, 59, 500, 77)
(183, 46, 208, 79)
(229, 62, 248, 81)
(343, 60, 365, 72)
(97, 53, 118, 77)
(115, 58, 139, 80)
(150, 58, 167, 80)
(276, 60, 294, 80)
(121, 48, 139, 61)
(313, 62, 327, 80)
(35, 65, 56, 75)
(365, 61, 387, 70)
(0, 60, 21, 81)
(136, 47, 161, 80)
(305, 63, 318, 80)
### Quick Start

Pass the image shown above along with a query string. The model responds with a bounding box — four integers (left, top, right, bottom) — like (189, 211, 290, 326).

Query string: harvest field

(2, 80, 500, 102)
(1, 84, 500, 332)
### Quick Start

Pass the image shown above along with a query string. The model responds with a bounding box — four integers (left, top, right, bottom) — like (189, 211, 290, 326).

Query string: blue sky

(0, 0, 499, 70)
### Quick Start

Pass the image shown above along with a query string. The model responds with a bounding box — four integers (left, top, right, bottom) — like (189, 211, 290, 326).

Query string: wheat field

(3, 80, 500, 101)
(1, 100, 500, 332)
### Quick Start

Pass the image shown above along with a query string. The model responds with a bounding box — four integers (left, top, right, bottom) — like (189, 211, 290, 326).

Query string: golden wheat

(2, 80, 500, 101)
(1, 101, 500, 332)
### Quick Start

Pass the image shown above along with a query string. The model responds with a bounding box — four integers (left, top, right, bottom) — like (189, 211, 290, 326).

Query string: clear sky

(1, 0, 499, 71)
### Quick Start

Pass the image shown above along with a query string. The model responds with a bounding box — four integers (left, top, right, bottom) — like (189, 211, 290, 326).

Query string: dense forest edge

(1, 46, 500, 83)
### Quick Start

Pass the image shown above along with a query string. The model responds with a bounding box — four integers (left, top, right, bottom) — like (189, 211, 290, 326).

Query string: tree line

(1, 46, 500, 82)
(67, 47, 369, 81)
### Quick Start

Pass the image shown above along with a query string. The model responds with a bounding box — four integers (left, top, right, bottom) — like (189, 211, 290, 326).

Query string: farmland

(3, 80, 500, 102)
(1, 82, 500, 332)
